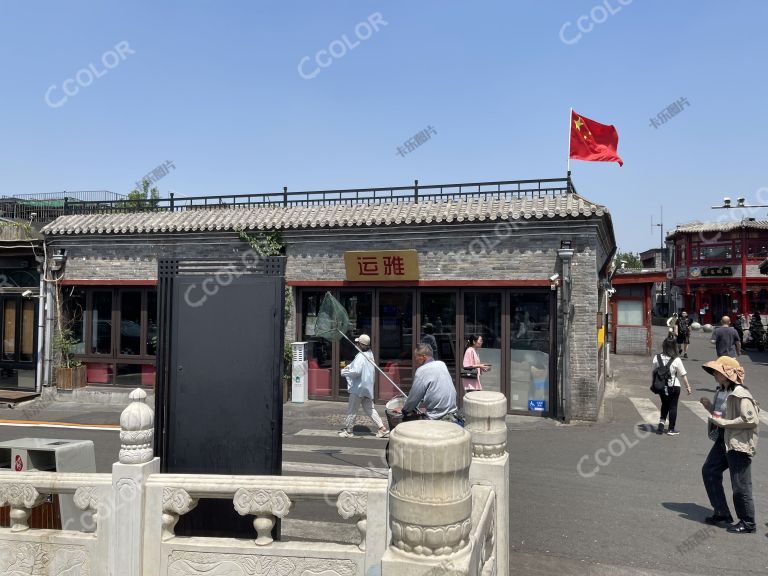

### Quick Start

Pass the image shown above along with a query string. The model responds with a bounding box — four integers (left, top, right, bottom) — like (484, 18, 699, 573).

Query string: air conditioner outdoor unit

(291, 341, 308, 404)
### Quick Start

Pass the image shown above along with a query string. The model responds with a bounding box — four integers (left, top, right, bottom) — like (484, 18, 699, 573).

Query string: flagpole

(567, 107, 573, 177)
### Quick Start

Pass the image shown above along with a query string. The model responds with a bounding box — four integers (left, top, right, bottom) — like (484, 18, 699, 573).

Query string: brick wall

(47, 216, 613, 420)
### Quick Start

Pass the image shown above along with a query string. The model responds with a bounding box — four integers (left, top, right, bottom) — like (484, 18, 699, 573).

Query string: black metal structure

(155, 256, 286, 537)
(4, 177, 577, 223)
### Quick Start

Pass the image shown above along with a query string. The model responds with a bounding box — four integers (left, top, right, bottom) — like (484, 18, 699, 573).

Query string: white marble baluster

(0, 483, 45, 532)
(161, 488, 198, 541)
(233, 488, 292, 546)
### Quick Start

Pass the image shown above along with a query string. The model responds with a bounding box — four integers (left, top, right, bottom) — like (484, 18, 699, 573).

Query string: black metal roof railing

(0, 177, 575, 223)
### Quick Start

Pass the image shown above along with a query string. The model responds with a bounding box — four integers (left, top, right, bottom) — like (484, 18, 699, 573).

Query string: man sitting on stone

(401, 343, 459, 423)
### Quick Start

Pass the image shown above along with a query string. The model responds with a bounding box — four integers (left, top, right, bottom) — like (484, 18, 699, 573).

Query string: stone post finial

(463, 391, 507, 459)
(388, 421, 472, 557)
(119, 388, 154, 464)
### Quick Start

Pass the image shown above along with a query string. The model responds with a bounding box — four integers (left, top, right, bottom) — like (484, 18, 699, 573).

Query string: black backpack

(650, 354, 673, 394)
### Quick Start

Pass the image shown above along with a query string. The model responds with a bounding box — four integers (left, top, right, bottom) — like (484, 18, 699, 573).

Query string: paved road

(0, 327, 765, 574)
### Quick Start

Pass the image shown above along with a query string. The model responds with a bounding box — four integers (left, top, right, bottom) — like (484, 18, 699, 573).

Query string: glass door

(377, 291, 414, 399)
(337, 291, 373, 398)
(509, 292, 552, 413)
(300, 291, 333, 398)
(462, 292, 502, 393)
(420, 291, 457, 374)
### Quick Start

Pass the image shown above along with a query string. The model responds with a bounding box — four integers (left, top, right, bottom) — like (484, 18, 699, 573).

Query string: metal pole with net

(314, 291, 407, 398)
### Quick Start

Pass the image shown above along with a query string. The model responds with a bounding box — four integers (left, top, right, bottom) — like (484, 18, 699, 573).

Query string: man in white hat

(339, 334, 389, 438)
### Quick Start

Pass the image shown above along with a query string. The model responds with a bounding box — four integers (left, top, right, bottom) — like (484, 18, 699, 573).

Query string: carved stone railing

(0, 472, 112, 574)
(143, 474, 388, 576)
(0, 389, 511, 576)
(464, 390, 509, 576)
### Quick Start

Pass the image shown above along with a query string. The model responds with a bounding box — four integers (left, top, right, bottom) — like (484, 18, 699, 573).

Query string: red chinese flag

(569, 110, 623, 167)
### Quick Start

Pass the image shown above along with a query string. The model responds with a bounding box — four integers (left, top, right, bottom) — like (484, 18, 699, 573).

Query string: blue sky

(1, 1, 766, 252)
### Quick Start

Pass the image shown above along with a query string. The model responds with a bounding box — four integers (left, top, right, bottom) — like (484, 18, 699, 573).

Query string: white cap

(355, 334, 371, 346)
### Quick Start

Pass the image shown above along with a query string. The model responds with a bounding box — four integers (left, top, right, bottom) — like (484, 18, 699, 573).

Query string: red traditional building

(667, 220, 768, 325)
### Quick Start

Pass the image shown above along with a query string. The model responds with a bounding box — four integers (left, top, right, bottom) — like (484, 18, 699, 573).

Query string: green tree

(127, 178, 160, 210)
(615, 250, 642, 269)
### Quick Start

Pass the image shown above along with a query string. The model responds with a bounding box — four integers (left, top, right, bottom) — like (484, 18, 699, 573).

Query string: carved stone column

(382, 421, 473, 575)
(464, 391, 509, 576)
(233, 488, 292, 545)
(112, 388, 161, 576)
(0, 483, 44, 532)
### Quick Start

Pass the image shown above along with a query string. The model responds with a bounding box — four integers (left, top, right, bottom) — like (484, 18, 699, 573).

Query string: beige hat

(355, 334, 371, 346)
(702, 355, 744, 386)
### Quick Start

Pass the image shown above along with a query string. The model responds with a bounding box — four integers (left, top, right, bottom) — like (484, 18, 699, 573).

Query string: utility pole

(652, 207, 666, 314)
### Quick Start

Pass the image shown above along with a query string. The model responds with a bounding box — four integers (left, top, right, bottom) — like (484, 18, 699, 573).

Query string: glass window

(147, 292, 157, 356)
(617, 300, 644, 325)
(91, 291, 112, 354)
(509, 293, 551, 413)
(115, 364, 155, 387)
(20, 300, 35, 362)
(378, 292, 414, 396)
(3, 300, 15, 361)
(302, 291, 332, 397)
(748, 241, 768, 259)
(698, 244, 731, 261)
(464, 292, 501, 394)
(66, 289, 86, 355)
(119, 291, 142, 355)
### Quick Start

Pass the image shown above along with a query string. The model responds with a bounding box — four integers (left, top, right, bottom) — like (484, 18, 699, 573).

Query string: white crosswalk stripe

(284, 443, 385, 459)
(294, 429, 388, 441)
(282, 461, 387, 478)
(680, 400, 711, 423)
(628, 397, 659, 425)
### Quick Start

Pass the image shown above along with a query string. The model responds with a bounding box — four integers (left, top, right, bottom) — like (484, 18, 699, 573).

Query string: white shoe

(338, 430, 355, 438)
(376, 429, 390, 438)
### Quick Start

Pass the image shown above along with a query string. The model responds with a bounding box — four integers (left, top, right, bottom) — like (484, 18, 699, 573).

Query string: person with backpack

(701, 356, 759, 533)
(652, 335, 692, 435)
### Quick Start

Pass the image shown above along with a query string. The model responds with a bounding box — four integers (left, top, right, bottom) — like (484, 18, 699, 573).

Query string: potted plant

(53, 328, 86, 390)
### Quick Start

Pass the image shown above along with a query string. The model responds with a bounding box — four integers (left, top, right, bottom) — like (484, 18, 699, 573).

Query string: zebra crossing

(281, 430, 389, 478)
(628, 397, 768, 427)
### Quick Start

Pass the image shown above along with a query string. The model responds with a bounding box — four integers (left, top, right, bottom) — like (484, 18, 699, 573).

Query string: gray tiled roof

(41, 193, 608, 235)
(668, 220, 768, 237)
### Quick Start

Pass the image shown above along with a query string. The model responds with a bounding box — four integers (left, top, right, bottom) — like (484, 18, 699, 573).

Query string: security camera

(723, 197, 732, 207)
(21, 290, 32, 298)
(29, 212, 37, 219)
(549, 273, 560, 282)
(620, 260, 627, 269)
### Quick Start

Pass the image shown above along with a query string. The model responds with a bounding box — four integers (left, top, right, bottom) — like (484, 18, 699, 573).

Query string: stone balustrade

(0, 389, 510, 575)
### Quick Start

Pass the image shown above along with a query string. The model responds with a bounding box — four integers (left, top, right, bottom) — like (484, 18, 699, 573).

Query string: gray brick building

(38, 178, 615, 420)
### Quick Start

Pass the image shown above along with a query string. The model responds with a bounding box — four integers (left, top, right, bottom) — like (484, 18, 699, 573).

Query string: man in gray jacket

(402, 343, 458, 421)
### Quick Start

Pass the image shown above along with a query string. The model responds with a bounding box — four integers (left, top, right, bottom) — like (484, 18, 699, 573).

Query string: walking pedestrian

(701, 356, 759, 533)
(653, 335, 692, 435)
(461, 335, 491, 391)
(713, 316, 741, 358)
(676, 311, 691, 358)
(338, 334, 389, 439)
(666, 312, 679, 336)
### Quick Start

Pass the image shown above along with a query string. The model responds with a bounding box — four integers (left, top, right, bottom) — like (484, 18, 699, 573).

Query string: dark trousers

(727, 450, 755, 526)
(702, 433, 730, 516)
(659, 386, 681, 429)
(701, 432, 756, 526)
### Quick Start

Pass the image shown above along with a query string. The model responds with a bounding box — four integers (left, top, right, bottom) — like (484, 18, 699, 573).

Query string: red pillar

(741, 225, 749, 317)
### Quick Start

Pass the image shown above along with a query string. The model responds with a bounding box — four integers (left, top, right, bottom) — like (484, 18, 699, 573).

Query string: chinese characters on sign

(649, 97, 690, 129)
(344, 250, 420, 281)
(700, 266, 733, 277)
(396, 125, 437, 158)
(135, 160, 175, 190)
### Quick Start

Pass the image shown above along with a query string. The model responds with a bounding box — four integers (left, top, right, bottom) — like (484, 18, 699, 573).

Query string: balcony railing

(0, 177, 575, 224)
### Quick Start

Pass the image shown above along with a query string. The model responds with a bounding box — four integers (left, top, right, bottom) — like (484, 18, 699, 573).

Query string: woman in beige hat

(701, 356, 759, 534)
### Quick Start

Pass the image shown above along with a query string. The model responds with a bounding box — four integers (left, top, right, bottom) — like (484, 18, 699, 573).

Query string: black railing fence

(0, 178, 575, 223)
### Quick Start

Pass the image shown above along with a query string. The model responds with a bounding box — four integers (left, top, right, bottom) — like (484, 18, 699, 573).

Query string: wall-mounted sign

(701, 266, 733, 277)
(344, 250, 420, 281)
(689, 267, 701, 278)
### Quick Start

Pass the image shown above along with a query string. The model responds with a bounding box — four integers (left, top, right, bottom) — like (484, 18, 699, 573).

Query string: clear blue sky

(1, 1, 766, 252)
